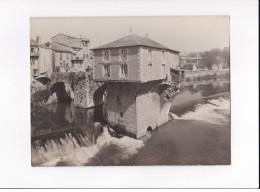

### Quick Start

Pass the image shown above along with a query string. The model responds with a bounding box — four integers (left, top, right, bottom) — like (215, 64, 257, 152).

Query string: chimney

(36, 36, 40, 43)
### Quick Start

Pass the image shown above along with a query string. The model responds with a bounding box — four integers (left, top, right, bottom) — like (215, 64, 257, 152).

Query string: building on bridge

(92, 33, 180, 138)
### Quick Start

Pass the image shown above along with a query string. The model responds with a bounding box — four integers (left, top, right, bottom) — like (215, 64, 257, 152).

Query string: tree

(201, 51, 217, 70)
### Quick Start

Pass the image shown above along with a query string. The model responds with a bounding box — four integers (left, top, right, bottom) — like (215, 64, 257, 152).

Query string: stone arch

(154, 83, 171, 95)
(50, 82, 74, 103)
(93, 84, 107, 106)
(147, 126, 152, 132)
(153, 83, 180, 126)
(34, 76, 51, 85)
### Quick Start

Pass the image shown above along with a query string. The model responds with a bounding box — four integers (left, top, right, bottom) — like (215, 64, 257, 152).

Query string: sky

(31, 16, 230, 53)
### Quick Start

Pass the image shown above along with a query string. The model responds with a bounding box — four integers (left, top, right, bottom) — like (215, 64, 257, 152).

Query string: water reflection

(171, 81, 230, 117)
(31, 102, 104, 137)
(173, 81, 230, 106)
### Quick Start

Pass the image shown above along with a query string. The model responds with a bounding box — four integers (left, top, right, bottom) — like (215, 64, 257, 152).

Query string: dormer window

(104, 50, 110, 61)
(121, 49, 127, 60)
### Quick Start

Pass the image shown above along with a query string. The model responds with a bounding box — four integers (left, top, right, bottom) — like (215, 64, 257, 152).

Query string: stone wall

(184, 69, 230, 82)
(106, 82, 138, 137)
(49, 72, 99, 108)
(105, 81, 175, 139)
(136, 91, 160, 138)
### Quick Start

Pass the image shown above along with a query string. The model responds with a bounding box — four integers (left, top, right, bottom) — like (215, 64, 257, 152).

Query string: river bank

(183, 69, 230, 83)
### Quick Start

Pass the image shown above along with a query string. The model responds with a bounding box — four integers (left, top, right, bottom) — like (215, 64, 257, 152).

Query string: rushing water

(31, 81, 230, 166)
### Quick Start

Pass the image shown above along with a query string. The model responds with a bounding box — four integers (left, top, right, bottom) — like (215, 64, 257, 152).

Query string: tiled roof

(51, 33, 89, 49)
(92, 34, 179, 53)
(50, 42, 73, 53)
(30, 39, 38, 46)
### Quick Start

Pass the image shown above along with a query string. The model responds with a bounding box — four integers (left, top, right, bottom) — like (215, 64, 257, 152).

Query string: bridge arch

(147, 126, 152, 132)
(93, 83, 107, 106)
(34, 76, 51, 85)
(50, 82, 74, 103)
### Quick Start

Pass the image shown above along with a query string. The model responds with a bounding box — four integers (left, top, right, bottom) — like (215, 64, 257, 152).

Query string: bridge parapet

(33, 71, 102, 108)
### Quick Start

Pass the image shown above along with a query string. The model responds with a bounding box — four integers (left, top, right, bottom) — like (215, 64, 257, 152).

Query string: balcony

(71, 56, 84, 61)
(30, 52, 39, 57)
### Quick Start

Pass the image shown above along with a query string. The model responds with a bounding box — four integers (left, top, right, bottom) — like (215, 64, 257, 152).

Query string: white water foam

(176, 97, 230, 124)
(32, 127, 144, 166)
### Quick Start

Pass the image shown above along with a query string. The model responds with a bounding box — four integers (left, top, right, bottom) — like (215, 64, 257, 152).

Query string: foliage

(200, 48, 230, 70)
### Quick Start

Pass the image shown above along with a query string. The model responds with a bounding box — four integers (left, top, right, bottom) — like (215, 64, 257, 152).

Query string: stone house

(179, 52, 203, 71)
(51, 33, 91, 72)
(50, 42, 75, 73)
(92, 34, 179, 138)
(30, 39, 40, 78)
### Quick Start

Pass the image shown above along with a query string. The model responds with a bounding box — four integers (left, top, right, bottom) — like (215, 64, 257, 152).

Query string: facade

(31, 34, 93, 84)
(30, 39, 40, 80)
(179, 52, 203, 71)
(50, 42, 75, 73)
(93, 35, 179, 82)
(92, 34, 179, 138)
(51, 33, 91, 72)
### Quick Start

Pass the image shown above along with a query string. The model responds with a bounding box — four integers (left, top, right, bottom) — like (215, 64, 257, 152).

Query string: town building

(50, 42, 75, 73)
(30, 38, 40, 80)
(51, 33, 92, 72)
(92, 34, 180, 138)
(179, 52, 203, 71)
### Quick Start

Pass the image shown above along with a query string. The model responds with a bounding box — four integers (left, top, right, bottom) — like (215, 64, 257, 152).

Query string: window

(161, 64, 166, 76)
(104, 65, 110, 77)
(148, 49, 152, 61)
(33, 69, 38, 75)
(104, 50, 110, 61)
(162, 51, 166, 63)
(120, 112, 123, 118)
(31, 48, 34, 53)
(59, 53, 62, 60)
(117, 96, 120, 105)
(148, 64, 153, 78)
(31, 58, 35, 65)
(121, 64, 128, 75)
(66, 53, 69, 59)
(121, 49, 127, 60)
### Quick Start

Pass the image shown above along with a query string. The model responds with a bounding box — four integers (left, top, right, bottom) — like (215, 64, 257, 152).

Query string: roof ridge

(52, 41, 73, 48)
(130, 34, 141, 45)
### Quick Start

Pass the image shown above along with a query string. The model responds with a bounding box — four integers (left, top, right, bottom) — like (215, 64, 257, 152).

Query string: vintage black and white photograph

(30, 16, 230, 166)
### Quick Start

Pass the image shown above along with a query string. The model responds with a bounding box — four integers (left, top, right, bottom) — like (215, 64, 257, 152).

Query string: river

(31, 80, 230, 166)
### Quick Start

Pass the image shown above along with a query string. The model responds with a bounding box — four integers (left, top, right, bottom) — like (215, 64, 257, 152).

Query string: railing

(30, 52, 39, 57)
(72, 56, 84, 61)
(165, 81, 180, 99)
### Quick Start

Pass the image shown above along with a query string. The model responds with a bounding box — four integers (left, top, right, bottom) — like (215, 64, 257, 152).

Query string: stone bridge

(35, 72, 106, 108)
